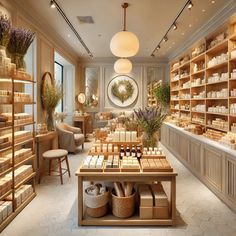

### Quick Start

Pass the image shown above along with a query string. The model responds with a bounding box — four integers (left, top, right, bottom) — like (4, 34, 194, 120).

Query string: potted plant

(42, 83, 62, 131)
(154, 82, 170, 112)
(0, 15, 11, 58)
(134, 107, 166, 147)
(7, 27, 35, 70)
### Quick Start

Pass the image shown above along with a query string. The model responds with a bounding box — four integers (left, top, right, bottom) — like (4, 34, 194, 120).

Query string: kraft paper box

(153, 206, 169, 219)
(0, 204, 8, 221)
(139, 206, 153, 219)
(151, 184, 168, 207)
(139, 184, 153, 207)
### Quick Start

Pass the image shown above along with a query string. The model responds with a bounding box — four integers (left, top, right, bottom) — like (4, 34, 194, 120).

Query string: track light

(157, 45, 161, 50)
(173, 23, 177, 30)
(163, 36, 168, 42)
(50, 0, 56, 8)
(151, 53, 155, 57)
(188, 1, 193, 10)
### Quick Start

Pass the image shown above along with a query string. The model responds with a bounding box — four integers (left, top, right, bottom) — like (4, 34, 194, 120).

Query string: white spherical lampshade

(110, 31, 139, 57)
(114, 58, 132, 74)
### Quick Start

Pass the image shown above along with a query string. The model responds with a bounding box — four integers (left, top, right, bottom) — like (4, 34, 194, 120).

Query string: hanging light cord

(51, 0, 93, 57)
(122, 3, 129, 31)
(151, 0, 192, 56)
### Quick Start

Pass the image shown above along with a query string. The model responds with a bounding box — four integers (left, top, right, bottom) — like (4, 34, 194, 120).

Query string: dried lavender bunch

(0, 15, 11, 47)
(7, 27, 35, 55)
(134, 107, 166, 136)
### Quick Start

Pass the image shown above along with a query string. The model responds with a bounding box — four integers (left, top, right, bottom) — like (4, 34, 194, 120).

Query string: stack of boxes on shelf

(139, 183, 169, 219)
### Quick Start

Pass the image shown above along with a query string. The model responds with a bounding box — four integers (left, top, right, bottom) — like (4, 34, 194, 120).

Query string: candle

(126, 131, 131, 142)
(120, 131, 126, 141)
(131, 131, 137, 141)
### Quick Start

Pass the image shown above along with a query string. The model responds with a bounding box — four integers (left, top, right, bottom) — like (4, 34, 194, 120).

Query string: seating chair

(56, 123, 85, 153)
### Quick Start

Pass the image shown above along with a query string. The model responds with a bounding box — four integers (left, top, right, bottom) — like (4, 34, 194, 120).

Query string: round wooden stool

(41, 149, 70, 184)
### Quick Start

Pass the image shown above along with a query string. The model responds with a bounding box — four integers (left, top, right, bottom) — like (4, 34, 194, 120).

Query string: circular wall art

(107, 75, 138, 107)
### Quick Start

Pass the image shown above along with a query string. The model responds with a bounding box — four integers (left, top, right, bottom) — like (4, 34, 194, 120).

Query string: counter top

(164, 122, 236, 158)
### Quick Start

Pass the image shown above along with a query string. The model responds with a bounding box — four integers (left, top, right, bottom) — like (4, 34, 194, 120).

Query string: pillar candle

(131, 131, 137, 141)
(126, 131, 131, 142)
(120, 131, 126, 141)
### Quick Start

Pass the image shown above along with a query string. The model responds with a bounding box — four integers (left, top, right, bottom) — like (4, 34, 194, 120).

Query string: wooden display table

(73, 114, 92, 137)
(75, 169, 177, 226)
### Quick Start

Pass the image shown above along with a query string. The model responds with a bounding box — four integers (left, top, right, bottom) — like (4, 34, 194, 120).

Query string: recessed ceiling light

(202, 9, 206, 12)
(50, 0, 56, 8)
(188, 1, 193, 10)
(189, 24, 192, 28)
(67, 34, 71, 37)
(163, 36, 168, 42)
(172, 42, 175, 45)
(211, 0, 215, 4)
(173, 23, 177, 30)
(182, 32, 185, 35)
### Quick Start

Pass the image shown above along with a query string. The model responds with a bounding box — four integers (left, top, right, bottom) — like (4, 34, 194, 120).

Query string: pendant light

(110, 3, 139, 58)
(114, 58, 132, 74)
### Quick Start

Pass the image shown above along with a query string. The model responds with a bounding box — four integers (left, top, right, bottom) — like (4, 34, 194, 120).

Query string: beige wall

(0, 0, 81, 123)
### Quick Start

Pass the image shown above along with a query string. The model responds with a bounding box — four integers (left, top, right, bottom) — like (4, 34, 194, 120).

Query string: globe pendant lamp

(114, 58, 132, 74)
(110, 3, 139, 58)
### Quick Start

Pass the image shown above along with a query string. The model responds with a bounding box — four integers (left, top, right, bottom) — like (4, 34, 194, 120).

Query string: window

(54, 61, 63, 113)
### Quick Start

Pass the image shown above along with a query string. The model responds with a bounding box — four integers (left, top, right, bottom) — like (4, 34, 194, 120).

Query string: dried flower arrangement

(7, 27, 35, 69)
(134, 107, 166, 147)
(0, 15, 11, 47)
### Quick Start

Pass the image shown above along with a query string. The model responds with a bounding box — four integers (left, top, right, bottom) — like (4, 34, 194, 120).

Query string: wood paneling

(189, 140, 201, 173)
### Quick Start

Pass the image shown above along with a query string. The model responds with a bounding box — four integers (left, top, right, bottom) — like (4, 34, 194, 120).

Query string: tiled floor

(2, 141, 236, 236)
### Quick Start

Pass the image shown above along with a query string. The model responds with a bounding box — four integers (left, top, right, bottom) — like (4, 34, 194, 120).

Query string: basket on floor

(111, 190, 136, 218)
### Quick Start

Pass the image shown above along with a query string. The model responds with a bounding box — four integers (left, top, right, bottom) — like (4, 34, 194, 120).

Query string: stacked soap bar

(14, 70, 32, 81)
(207, 88, 228, 98)
(192, 91, 205, 99)
(5, 185, 33, 209)
(143, 147, 163, 156)
(2, 113, 33, 125)
(219, 132, 236, 150)
(179, 93, 191, 99)
(0, 175, 12, 197)
(1, 130, 32, 144)
(208, 105, 228, 114)
(208, 118, 228, 130)
(0, 201, 12, 223)
(207, 52, 228, 68)
(231, 123, 236, 133)
(192, 115, 205, 124)
(230, 103, 236, 115)
(231, 69, 236, 79)
(82, 155, 104, 169)
(106, 155, 119, 168)
(192, 104, 205, 112)
(0, 156, 11, 172)
(112, 131, 137, 142)
(203, 129, 225, 141)
(184, 124, 204, 135)
(208, 72, 228, 83)
(4, 148, 32, 165)
(0, 136, 11, 149)
(14, 92, 32, 103)
(5, 165, 33, 186)
(191, 78, 205, 87)
(0, 90, 11, 103)
(141, 159, 172, 172)
(91, 143, 118, 153)
(121, 156, 140, 169)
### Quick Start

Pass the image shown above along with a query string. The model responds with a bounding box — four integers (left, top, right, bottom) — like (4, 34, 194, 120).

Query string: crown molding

(167, 0, 236, 61)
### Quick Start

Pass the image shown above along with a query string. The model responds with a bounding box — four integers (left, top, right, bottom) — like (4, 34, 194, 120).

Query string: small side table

(73, 114, 92, 138)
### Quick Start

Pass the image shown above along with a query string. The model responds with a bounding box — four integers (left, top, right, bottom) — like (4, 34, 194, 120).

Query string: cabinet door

(226, 156, 236, 203)
(189, 140, 201, 173)
(179, 134, 189, 162)
(203, 146, 223, 192)
(161, 124, 169, 146)
(169, 128, 180, 156)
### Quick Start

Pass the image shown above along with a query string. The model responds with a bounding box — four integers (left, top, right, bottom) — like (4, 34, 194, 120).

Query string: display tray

(79, 166, 103, 172)
(120, 167, 140, 172)
(141, 166, 173, 172)
(103, 161, 120, 172)
(88, 152, 120, 159)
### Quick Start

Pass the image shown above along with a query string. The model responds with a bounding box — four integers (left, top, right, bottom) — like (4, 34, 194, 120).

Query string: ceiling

(16, 0, 233, 60)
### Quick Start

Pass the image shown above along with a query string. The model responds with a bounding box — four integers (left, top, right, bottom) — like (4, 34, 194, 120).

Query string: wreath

(111, 79, 134, 103)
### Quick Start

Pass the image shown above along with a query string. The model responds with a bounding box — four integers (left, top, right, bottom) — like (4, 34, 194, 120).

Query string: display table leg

(78, 176, 83, 226)
(171, 176, 176, 226)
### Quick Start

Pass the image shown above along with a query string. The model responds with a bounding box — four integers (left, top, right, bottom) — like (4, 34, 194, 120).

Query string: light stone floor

(2, 141, 236, 236)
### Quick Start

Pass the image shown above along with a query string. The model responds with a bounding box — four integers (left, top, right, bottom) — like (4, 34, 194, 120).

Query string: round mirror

(77, 92, 86, 104)
(41, 72, 54, 109)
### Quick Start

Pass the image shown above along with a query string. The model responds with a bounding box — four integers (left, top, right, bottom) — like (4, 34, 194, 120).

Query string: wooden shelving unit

(170, 15, 236, 135)
(0, 74, 36, 232)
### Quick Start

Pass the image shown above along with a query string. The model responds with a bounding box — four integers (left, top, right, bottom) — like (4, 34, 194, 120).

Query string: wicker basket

(86, 204, 108, 218)
(111, 190, 136, 218)
(84, 190, 109, 208)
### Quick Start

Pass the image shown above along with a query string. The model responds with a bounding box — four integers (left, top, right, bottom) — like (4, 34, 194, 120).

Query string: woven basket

(111, 190, 136, 218)
(84, 190, 109, 208)
(86, 204, 108, 218)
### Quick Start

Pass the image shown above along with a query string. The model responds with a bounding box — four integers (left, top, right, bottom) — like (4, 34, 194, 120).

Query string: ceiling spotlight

(50, 0, 56, 8)
(173, 23, 177, 30)
(151, 53, 155, 57)
(188, 1, 193, 10)
(211, 0, 215, 3)
(163, 36, 168, 42)
(157, 45, 161, 49)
